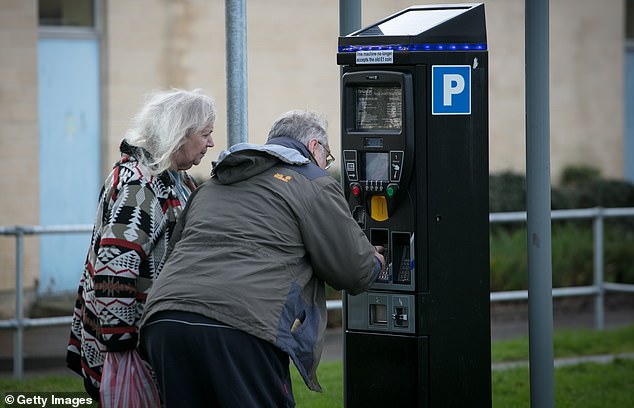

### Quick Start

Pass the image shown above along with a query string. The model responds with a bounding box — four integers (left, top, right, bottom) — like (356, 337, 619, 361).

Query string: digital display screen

(365, 152, 389, 180)
(355, 86, 402, 130)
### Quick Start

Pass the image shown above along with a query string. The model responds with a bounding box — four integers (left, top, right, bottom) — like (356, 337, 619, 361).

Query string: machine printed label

(431, 65, 471, 115)
(356, 50, 394, 64)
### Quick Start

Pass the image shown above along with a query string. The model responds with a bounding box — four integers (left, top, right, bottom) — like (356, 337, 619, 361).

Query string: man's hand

(374, 246, 386, 274)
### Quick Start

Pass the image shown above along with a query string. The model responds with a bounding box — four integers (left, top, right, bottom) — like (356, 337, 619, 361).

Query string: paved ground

(1, 293, 633, 378)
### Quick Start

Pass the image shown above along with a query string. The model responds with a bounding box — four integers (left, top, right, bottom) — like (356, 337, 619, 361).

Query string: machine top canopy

(339, 3, 487, 50)
(355, 7, 470, 37)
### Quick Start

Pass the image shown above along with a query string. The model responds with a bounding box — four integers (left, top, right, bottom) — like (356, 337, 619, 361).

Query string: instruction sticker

(356, 50, 393, 64)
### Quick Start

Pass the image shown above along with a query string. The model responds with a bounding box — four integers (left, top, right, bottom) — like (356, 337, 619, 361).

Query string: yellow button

(370, 195, 389, 221)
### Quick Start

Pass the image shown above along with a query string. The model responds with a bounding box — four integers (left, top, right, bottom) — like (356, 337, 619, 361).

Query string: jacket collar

(119, 140, 152, 162)
(211, 138, 312, 184)
(265, 136, 314, 163)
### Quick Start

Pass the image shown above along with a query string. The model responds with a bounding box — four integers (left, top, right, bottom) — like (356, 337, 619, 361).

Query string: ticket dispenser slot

(369, 295, 388, 328)
(370, 303, 387, 326)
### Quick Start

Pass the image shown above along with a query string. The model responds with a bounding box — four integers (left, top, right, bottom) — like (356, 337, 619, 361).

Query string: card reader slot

(392, 232, 411, 284)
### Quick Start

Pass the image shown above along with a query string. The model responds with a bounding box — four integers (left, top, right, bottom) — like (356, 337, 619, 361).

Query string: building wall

(549, 0, 624, 181)
(0, 0, 40, 310)
(105, 0, 226, 181)
(0, 0, 626, 310)
(103, 0, 625, 183)
(488, 0, 625, 181)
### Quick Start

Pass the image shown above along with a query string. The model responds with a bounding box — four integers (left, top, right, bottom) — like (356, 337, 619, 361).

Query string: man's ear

(306, 138, 317, 157)
(307, 138, 318, 151)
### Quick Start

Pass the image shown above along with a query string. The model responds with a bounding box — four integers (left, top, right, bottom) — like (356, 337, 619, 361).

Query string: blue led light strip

(338, 43, 487, 52)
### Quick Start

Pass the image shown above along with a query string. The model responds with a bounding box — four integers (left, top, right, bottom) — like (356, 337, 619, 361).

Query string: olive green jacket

(141, 138, 379, 391)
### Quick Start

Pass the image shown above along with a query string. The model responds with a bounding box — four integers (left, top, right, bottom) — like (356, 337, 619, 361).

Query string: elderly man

(140, 110, 383, 407)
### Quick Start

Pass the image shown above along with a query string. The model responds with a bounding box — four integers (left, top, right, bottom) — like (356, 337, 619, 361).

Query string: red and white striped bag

(100, 350, 161, 408)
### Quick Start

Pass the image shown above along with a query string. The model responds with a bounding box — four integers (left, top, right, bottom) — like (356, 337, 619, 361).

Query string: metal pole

(14, 228, 24, 380)
(225, 0, 248, 146)
(339, 0, 361, 36)
(339, 3, 360, 404)
(525, 0, 554, 407)
(593, 207, 605, 330)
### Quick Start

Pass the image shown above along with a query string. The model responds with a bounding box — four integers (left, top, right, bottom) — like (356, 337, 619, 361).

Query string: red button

(352, 185, 361, 197)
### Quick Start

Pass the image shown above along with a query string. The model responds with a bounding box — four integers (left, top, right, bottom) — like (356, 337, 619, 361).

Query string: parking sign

(432, 65, 471, 115)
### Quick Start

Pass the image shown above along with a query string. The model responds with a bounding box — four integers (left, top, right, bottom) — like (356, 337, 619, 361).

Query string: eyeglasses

(318, 142, 336, 170)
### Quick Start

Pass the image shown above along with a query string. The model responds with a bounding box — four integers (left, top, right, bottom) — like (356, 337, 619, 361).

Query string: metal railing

(489, 207, 634, 332)
(2, 207, 634, 379)
(0, 224, 92, 379)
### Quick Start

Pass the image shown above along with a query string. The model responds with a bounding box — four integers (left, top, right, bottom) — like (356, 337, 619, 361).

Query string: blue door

(38, 38, 100, 294)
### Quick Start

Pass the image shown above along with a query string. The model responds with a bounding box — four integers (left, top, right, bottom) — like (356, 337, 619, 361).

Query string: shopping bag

(100, 349, 161, 408)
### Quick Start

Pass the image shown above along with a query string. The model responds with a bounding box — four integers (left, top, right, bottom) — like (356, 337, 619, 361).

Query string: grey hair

(266, 110, 328, 146)
(124, 88, 216, 175)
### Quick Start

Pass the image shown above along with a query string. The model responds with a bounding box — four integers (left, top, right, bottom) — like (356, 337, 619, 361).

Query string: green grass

(291, 359, 634, 408)
(491, 359, 634, 408)
(492, 324, 634, 362)
(2, 324, 633, 407)
(0, 375, 85, 393)
(292, 363, 343, 407)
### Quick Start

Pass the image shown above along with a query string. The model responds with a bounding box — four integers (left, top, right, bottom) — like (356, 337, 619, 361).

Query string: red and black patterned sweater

(66, 142, 196, 390)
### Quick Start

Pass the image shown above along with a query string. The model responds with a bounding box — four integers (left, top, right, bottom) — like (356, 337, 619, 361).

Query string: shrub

(490, 222, 634, 291)
(604, 220, 634, 283)
(489, 226, 528, 291)
(560, 165, 601, 186)
(489, 172, 526, 212)
(490, 166, 634, 211)
(551, 223, 593, 287)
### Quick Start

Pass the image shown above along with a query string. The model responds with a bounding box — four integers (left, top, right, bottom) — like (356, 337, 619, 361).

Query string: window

(39, 0, 94, 27)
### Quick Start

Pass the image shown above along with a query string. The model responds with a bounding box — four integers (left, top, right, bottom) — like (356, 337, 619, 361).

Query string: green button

(386, 186, 395, 197)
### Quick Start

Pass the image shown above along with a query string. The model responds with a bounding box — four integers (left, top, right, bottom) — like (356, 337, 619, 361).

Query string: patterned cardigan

(66, 142, 196, 390)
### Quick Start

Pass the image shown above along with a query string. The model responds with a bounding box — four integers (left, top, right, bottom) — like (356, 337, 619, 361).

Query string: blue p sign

(432, 65, 471, 115)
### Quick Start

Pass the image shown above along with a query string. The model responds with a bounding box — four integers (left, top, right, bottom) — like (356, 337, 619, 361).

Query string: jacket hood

(211, 137, 311, 184)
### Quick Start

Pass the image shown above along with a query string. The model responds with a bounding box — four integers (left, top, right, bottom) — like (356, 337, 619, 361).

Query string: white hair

(124, 88, 216, 175)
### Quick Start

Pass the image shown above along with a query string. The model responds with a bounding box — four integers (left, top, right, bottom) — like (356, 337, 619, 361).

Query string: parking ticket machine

(338, 4, 491, 407)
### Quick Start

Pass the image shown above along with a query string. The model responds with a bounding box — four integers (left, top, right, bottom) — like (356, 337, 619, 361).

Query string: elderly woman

(66, 88, 216, 401)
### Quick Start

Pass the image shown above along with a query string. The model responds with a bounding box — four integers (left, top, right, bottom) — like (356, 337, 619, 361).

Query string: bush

(489, 226, 527, 291)
(604, 220, 634, 283)
(551, 223, 593, 287)
(489, 172, 527, 212)
(560, 165, 601, 186)
(490, 165, 634, 211)
(554, 179, 634, 209)
(490, 222, 634, 291)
